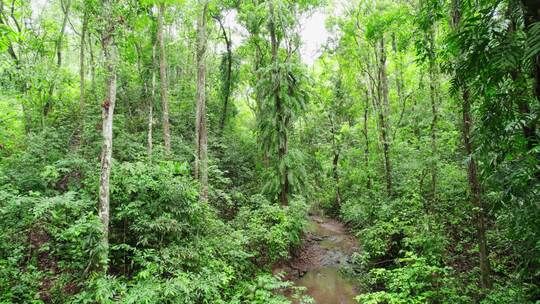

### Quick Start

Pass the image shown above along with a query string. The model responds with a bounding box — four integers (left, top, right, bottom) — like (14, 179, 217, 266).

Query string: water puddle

(294, 266, 358, 304)
(276, 215, 360, 303)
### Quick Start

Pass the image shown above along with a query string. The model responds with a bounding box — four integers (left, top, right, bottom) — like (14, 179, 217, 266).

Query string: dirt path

(274, 215, 360, 303)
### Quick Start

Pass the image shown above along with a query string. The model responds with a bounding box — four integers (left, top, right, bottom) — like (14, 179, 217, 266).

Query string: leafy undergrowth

(0, 160, 309, 303)
(338, 194, 538, 304)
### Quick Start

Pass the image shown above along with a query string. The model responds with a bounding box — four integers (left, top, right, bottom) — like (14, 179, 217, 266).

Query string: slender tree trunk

(215, 17, 233, 134)
(158, 3, 171, 154)
(79, 10, 87, 123)
(329, 116, 341, 207)
(452, 0, 492, 290)
(148, 42, 156, 157)
(88, 35, 96, 94)
(379, 37, 393, 197)
(392, 34, 404, 109)
(521, 0, 540, 104)
(462, 89, 492, 290)
(98, 0, 117, 271)
(57, 0, 72, 67)
(195, 1, 209, 201)
(363, 85, 372, 190)
(43, 0, 72, 120)
(428, 27, 438, 206)
(333, 151, 341, 206)
(508, 1, 537, 150)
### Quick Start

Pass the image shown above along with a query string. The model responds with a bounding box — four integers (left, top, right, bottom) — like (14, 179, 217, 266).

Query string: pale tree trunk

(136, 40, 154, 158)
(148, 42, 156, 157)
(452, 0, 492, 290)
(378, 37, 393, 197)
(195, 1, 209, 201)
(79, 10, 87, 123)
(158, 3, 171, 154)
(392, 34, 404, 110)
(98, 0, 117, 270)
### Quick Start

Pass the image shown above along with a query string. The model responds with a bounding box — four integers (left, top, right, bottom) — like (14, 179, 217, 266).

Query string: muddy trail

(274, 215, 360, 303)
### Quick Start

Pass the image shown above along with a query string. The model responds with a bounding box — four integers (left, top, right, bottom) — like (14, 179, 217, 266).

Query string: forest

(0, 0, 539, 303)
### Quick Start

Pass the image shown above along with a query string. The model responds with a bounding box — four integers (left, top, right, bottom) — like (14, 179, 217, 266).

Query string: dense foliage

(1, 0, 539, 303)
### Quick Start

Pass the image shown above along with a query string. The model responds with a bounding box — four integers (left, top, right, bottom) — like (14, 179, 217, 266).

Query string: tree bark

(428, 26, 438, 206)
(215, 16, 233, 134)
(79, 10, 87, 122)
(148, 41, 156, 157)
(57, 0, 71, 66)
(333, 151, 341, 206)
(329, 114, 341, 207)
(452, 0, 492, 290)
(88, 35, 96, 94)
(43, 0, 72, 120)
(157, 3, 171, 154)
(521, 0, 540, 104)
(508, 1, 537, 151)
(195, 1, 209, 201)
(98, 0, 117, 270)
(269, 0, 289, 206)
(363, 83, 372, 190)
(462, 89, 493, 290)
(378, 37, 393, 197)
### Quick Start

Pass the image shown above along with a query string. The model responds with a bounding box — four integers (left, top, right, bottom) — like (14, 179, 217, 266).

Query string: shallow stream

(275, 215, 360, 304)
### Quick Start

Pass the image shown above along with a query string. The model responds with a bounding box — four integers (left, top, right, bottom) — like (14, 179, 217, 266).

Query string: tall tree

(79, 8, 88, 122)
(43, 0, 72, 120)
(268, 0, 289, 205)
(377, 36, 393, 197)
(98, 0, 117, 269)
(157, 2, 171, 154)
(214, 14, 234, 134)
(195, 0, 209, 201)
(148, 40, 156, 157)
(427, 23, 438, 205)
(451, 0, 492, 290)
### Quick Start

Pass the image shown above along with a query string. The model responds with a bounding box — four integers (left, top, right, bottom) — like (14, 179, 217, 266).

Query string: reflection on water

(294, 266, 357, 304)
(288, 216, 359, 304)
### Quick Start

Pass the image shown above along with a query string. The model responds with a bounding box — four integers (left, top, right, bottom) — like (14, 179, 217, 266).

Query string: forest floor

(273, 214, 360, 303)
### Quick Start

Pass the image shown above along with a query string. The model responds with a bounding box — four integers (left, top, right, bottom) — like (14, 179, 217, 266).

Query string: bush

(234, 195, 308, 265)
(0, 190, 102, 303)
(356, 254, 469, 304)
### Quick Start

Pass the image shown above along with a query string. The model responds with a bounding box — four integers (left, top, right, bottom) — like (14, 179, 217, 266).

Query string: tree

(43, 0, 72, 121)
(214, 13, 235, 134)
(79, 5, 88, 124)
(521, 0, 540, 104)
(148, 39, 156, 157)
(98, 0, 118, 269)
(157, 2, 171, 154)
(195, 0, 209, 201)
(267, 0, 289, 205)
(450, 0, 492, 290)
(377, 36, 393, 197)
